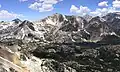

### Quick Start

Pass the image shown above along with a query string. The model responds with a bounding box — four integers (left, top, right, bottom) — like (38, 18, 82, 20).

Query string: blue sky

(0, 0, 119, 21)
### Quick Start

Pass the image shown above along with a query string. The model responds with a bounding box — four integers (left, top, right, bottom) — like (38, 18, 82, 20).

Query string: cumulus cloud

(90, 7, 120, 17)
(70, 0, 120, 17)
(29, 2, 42, 10)
(112, 0, 120, 8)
(90, 8, 109, 16)
(19, 0, 28, 2)
(70, 5, 90, 16)
(70, 5, 79, 13)
(98, 1, 108, 7)
(0, 4, 24, 20)
(29, 0, 63, 12)
(0, 10, 23, 19)
(90, 0, 120, 16)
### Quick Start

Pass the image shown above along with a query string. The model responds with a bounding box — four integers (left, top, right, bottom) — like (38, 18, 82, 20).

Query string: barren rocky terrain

(1, 13, 120, 72)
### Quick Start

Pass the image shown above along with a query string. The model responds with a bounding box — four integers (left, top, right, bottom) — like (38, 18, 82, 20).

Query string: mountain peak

(53, 13, 62, 15)
(12, 18, 22, 24)
(83, 14, 93, 22)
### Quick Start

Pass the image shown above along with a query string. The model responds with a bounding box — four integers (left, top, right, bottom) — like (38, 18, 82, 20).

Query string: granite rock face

(1, 13, 120, 72)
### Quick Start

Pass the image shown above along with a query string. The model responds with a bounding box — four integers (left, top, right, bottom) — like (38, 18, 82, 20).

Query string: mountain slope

(1, 13, 120, 72)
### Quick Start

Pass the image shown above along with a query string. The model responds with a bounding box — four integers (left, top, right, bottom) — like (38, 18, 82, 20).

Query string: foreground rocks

(1, 12, 120, 72)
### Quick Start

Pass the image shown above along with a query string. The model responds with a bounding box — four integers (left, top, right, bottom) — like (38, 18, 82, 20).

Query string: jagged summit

(12, 18, 22, 24)
(0, 20, 45, 43)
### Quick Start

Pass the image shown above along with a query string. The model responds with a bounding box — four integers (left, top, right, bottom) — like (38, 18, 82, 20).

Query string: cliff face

(1, 13, 120, 72)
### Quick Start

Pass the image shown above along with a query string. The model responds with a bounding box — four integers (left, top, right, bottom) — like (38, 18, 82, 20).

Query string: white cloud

(113, 0, 120, 8)
(19, 0, 28, 2)
(70, 5, 79, 13)
(29, 0, 63, 12)
(70, 5, 90, 16)
(70, 0, 120, 17)
(0, 10, 23, 19)
(98, 1, 108, 7)
(90, 8, 108, 16)
(29, 2, 42, 10)
(90, 7, 119, 16)
(0, 4, 24, 20)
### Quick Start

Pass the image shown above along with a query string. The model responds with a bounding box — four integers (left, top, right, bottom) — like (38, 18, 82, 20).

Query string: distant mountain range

(1, 12, 120, 44)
